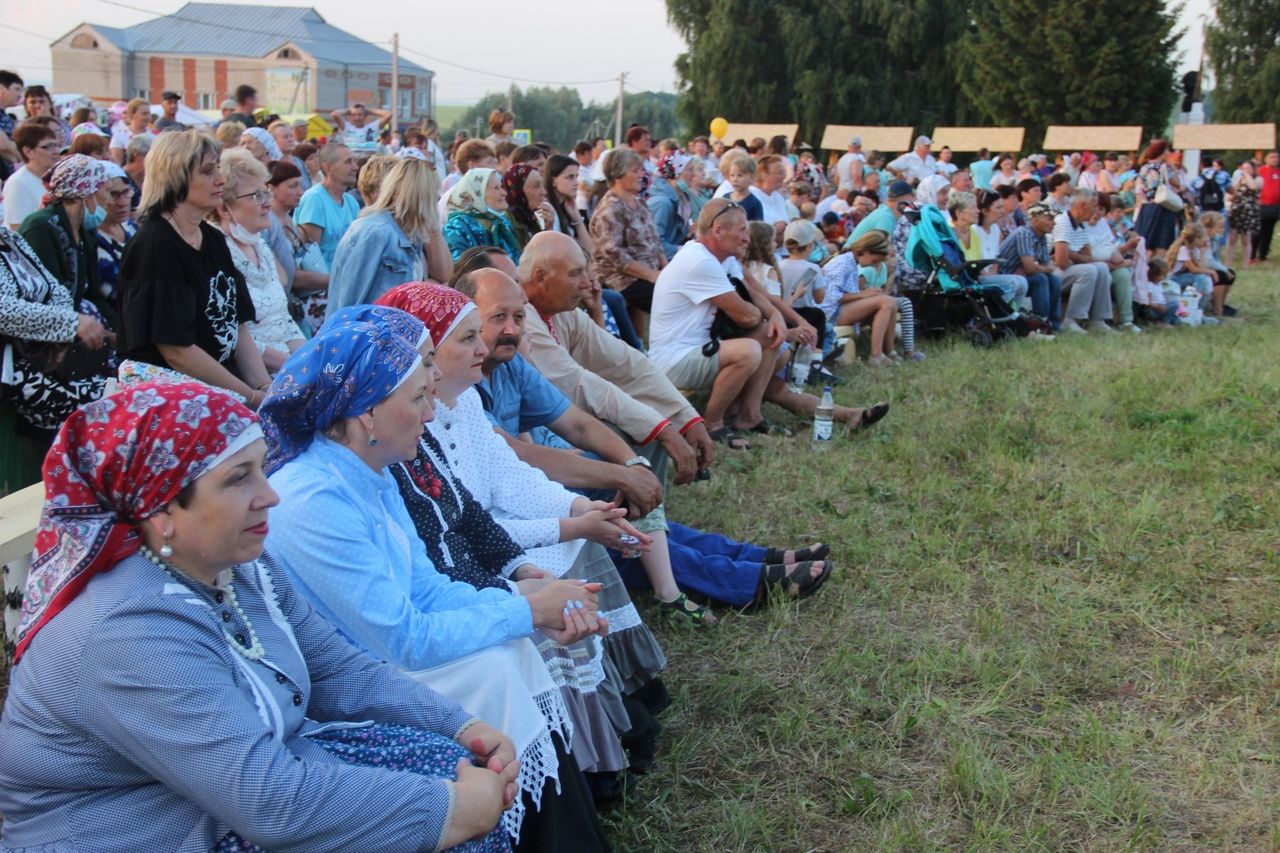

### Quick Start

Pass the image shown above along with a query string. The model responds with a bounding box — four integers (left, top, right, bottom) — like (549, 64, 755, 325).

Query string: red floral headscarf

(375, 281, 476, 346)
(15, 382, 261, 663)
(502, 163, 541, 231)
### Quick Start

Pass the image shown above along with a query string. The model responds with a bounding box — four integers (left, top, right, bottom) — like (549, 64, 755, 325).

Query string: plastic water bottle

(789, 347, 811, 395)
(812, 386, 834, 450)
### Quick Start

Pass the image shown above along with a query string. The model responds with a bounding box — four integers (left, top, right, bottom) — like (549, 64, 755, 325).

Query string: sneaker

(1119, 322, 1144, 334)
(1222, 304, 1238, 317)
(904, 350, 927, 361)
(807, 365, 846, 386)
(1026, 330, 1056, 341)
(1089, 321, 1116, 334)
(1201, 316, 1221, 326)
(1059, 319, 1087, 335)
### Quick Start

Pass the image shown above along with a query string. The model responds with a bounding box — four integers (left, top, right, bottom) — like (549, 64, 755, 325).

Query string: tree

(1205, 0, 1280, 124)
(956, 0, 1181, 149)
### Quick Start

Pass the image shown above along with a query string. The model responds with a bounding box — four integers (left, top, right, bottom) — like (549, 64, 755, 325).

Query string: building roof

(80, 4, 428, 74)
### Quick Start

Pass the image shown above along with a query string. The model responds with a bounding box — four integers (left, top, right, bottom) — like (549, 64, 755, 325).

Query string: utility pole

(390, 32, 400, 130)
(507, 82, 515, 114)
(615, 72, 627, 147)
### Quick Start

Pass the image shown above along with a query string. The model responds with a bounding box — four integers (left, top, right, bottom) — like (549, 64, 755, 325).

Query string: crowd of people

(0, 72, 1274, 850)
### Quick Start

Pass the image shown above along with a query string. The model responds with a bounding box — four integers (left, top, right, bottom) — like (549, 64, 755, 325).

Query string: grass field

(608, 265, 1280, 852)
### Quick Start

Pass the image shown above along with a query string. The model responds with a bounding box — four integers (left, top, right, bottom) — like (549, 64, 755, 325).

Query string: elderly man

(888, 135, 939, 183)
(997, 202, 1063, 330)
(1052, 189, 1113, 334)
(846, 180, 915, 246)
(834, 136, 865, 192)
(518, 230, 712, 484)
(462, 267, 666, 519)
(648, 198, 785, 449)
(270, 120, 310, 189)
(295, 143, 358, 265)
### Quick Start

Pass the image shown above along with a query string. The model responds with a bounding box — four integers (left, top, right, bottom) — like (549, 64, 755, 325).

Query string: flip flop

(708, 426, 752, 450)
(762, 542, 830, 565)
(743, 418, 794, 437)
(852, 402, 890, 431)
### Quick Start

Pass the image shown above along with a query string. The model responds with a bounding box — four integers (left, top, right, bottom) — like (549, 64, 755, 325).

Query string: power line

(90, 0, 392, 46)
(397, 45, 619, 87)
(0, 22, 56, 40)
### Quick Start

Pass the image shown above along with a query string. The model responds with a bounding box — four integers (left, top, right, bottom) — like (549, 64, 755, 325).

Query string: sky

(5, 0, 1214, 105)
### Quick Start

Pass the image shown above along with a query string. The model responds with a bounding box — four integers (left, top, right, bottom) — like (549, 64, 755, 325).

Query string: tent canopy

(150, 103, 211, 127)
(929, 127, 1025, 153)
(1173, 123, 1276, 151)
(1042, 125, 1142, 152)
(820, 125, 914, 153)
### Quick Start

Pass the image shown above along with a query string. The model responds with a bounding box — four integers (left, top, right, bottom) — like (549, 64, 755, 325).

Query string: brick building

(50, 3, 433, 120)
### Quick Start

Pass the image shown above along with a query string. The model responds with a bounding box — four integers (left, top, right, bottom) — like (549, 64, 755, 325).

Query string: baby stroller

(903, 204, 1021, 347)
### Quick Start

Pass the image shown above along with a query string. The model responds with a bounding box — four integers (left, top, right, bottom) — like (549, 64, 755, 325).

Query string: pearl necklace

(140, 545, 266, 661)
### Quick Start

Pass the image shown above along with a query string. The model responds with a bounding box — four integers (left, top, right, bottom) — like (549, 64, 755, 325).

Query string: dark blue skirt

(1135, 202, 1181, 251)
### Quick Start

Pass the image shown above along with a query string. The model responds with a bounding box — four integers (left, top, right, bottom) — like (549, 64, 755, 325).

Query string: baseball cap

(1027, 202, 1056, 219)
(888, 180, 914, 199)
(291, 118, 308, 129)
(850, 136, 862, 147)
(161, 91, 181, 101)
(220, 98, 236, 111)
(915, 135, 932, 147)
(783, 219, 822, 247)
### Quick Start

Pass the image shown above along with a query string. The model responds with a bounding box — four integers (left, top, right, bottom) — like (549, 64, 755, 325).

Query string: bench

(2, 483, 43, 656)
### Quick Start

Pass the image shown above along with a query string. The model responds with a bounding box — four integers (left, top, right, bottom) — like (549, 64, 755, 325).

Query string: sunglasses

(709, 200, 742, 225)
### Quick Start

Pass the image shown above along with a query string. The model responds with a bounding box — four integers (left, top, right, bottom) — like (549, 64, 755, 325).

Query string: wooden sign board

(929, 127, 1025, 153)
(1042, 125, 1143, 152)
(1173, 123, 1275, 151)
(721, 123, 800, 145)
(820, 125, 914, 153)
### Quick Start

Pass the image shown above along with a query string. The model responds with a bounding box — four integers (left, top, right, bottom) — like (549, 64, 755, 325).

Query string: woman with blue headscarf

(261, 307, 611, 850)
(441, 168, 523, 263)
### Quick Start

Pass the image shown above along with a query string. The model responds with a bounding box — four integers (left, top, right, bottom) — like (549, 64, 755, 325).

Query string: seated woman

(0, 380, 513, 852)
(328, 156, 452, 317)
(952, 189, 1029, 311)
(1166, 223, 1222, 322)
(1085, 193, 1143, 333)
(261, 309, 610, 849)
(503, 163, 555, 252)
(214, 148, 305, 372)
(117, 130, 273, 408)
(94, 161, 137, 326)
(267, 159, 330, 337)
(590, 149, 668, 333)
(442, 168, 523, 263)
(817, 231, 900, 366)
(647, 152, 694, 260)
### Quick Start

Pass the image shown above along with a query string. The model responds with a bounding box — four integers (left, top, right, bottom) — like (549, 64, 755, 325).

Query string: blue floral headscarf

(260, 305, 426, 474)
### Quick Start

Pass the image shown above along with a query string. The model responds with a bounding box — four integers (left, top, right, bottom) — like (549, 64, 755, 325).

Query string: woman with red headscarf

(0, 380, 515, 851)
(502, 163, 555, 253)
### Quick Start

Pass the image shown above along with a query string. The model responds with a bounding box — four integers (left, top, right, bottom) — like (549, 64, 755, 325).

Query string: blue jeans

(1170, 272, 1213, 308)
(612, 521, 766, 607)
(1024, 272, 1062, 329)
(979, 273, 1028, 309)
(601, 288, 645, 351)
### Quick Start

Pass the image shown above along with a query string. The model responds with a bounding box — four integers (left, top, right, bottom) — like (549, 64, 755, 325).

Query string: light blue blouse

(0, 552, 471, 852)
(266, 435, 535, 672)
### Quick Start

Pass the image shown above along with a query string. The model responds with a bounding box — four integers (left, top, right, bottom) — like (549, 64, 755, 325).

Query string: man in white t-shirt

(4, 123, 59, 229)
(834, 136, 866, 192)
(649, 198, 785, 444)
(330, 103, 390, 153)
(1051, 188, 1113, 334)
(755, 154, 791, 225)
(936, 146, 958, 176)
(887, 136, 940, 183)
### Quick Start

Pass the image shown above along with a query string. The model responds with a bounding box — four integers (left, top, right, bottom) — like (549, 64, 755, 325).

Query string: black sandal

(657, 593, 717, 627)
(755, 560, 834, 603)
(708, 426, 752, 450)
(762, 542, 830, 565)
(852, 402, 890, 430)
(743, 418, 794, 437)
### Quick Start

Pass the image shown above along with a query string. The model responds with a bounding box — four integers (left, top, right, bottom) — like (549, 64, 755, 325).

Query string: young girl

(1197, 211, 1236, 317)
(745, 220, 827, 379)
(819, 231, 907, 365)
(1134, 256, 1180, 327)
(1167, 223, 1222, 324)
(719, 155, 764, 221)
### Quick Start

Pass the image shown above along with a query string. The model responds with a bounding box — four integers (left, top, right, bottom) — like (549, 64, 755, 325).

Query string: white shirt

(835, 151, 865, 191)
(109, 126, 154, 152)
(758, 189, 790, 225)
(936, 160, 958, 176)
(1051, 211, 1091, 262)
(778, 258, 825, 309)
(649, 241, 735, 371)
(887, 151, 939, 183)
(426, 138, 448, 178)
(815, 193, 850, 220)
(2, 167, 44, 229)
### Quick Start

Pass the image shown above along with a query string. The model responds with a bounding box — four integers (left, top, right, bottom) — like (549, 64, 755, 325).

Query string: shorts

(620, 278, 655, 312)
(663, 346, 720, 391)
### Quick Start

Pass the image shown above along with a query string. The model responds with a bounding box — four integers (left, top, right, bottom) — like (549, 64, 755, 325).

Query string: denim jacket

(326, 210, 424, 320)
(646, 178, 689, 260)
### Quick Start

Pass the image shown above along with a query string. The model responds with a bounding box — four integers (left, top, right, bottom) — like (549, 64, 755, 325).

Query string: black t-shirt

(118, 218, 255, 375)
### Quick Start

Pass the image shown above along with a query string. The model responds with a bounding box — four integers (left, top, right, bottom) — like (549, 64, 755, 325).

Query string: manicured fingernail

(573, 600, 584, 609)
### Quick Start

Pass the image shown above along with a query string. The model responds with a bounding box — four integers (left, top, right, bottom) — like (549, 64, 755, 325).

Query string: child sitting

(818, 231, 909, 365)
(1167, 223, 1222, 325)
(1197, 211, 1236, 317)
(1134, 255, 1180, 327)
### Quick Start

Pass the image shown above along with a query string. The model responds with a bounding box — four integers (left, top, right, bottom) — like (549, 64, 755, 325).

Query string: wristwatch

(623, 456, 652, 469)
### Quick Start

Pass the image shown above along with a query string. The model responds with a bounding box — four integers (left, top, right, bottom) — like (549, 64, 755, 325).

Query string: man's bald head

(519, 230, 592, 315)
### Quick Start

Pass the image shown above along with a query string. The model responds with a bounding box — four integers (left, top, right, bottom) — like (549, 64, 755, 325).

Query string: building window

(199, 93, 212, 110)
(277, 48, 295, 59)
(399, 89, 412, 119)
(137, 89, 148, 100)
(417, 89, 427, 112)
(71, 34, 99, 49)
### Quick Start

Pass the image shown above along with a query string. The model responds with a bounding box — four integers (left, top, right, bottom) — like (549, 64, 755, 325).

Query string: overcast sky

(6, 0, 1213, 106)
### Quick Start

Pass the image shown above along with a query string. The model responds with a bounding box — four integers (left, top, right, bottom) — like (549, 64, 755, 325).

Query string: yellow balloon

(709, 117, 728, 140)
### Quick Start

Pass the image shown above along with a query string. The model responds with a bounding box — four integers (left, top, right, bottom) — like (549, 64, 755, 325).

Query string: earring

(159, 532, 173, 559)
(367, 414, 377, 446)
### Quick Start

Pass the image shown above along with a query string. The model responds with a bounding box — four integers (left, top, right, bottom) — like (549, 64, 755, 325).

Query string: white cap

(915, 135, 932, 147)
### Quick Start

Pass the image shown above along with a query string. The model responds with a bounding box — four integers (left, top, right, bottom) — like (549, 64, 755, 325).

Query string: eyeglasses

(107, 188, 132, 201)
(709, 200, 742, 225)
(36, 142, 61, 152)
(232, 188, 272, 206)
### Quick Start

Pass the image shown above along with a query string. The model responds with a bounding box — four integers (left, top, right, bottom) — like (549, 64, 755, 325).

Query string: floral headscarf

(656, 152, 693, 181)
(45, 154, 106, 202)
(375, 281, 476, 347)
(259, 305, 425, 474)
(15, 382, 261, 663)
(502, 163, 540, 230)
(242, 126, 282, 161)
(446, 167, 505, 218)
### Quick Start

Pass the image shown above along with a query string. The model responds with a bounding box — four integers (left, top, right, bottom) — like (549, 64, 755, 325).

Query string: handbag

(297, 241, 328, 273)
(1154, 179, 1184, 214)
(702, 275, 756, 357)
